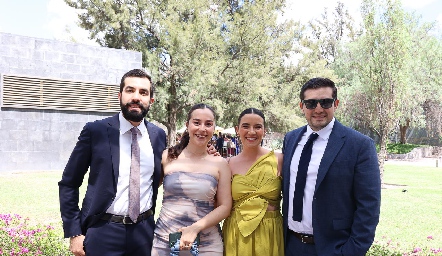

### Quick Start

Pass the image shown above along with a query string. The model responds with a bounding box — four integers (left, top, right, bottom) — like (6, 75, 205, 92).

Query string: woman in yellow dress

(222, 108, 284, 256)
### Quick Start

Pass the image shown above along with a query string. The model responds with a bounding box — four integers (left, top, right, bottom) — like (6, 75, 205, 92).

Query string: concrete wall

(0, 32, 142, 173)
(0, 108, 111, 172)
(0, 32, 141, 84)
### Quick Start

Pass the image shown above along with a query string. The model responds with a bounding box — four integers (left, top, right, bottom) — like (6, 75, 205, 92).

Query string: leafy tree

(65, 0, 297, 145)
(280, 2, 353, 128)
(306, 1, 359, 66)
(271, 2, 355, 130)
(393, 17, 442, 144)
(409, 28, 442, 144)
(206, 0, 298, 132)
(419, 36, 442, 144)
(332, 0, 409, 182)
(333, 0, 442, 182)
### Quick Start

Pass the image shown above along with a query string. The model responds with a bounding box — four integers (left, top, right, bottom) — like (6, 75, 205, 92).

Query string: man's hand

(70, 235, 85, 256)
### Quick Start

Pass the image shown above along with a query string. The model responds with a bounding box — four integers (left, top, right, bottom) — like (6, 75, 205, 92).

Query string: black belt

(101, 209, 153, 225)
(289, 230, 315, 244)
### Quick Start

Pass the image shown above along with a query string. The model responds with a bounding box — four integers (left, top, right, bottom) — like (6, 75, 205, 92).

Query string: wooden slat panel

(2, 74, 119, 112)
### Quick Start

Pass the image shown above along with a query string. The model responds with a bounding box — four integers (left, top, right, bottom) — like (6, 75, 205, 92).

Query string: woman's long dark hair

(168, 103, 216, 160)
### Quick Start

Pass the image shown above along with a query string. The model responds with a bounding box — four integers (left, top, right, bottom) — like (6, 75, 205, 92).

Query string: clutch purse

(169, 232, 200, 248)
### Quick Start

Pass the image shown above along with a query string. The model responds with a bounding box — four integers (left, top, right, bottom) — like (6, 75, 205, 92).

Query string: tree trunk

(399, 119, 410, 144)
(167, 112, 177, 147)
(167, 76, 178, 147)
(377, 131, 389, 187)
(378, 144, 386, 187)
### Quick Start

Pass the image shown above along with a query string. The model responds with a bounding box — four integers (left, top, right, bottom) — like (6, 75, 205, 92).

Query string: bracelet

(70, 234, 82, 238)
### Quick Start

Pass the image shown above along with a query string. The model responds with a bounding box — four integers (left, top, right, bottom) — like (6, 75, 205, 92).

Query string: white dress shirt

(106, 112, 155, 216)
(288, 118, 335, 234)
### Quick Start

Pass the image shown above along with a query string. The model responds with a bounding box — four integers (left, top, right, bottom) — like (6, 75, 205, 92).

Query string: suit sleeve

(342, 137, 381, 256)
(58, 123, 92, 238)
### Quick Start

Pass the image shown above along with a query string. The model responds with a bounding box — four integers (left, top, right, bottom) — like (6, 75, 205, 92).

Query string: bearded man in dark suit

(59, 69, 166, 256)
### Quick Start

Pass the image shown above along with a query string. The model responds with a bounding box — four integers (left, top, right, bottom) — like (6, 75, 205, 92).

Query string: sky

(0, 0, 441, 45)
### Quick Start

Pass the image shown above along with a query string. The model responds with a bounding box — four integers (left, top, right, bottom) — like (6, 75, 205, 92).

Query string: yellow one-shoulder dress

(222, 151, 284, 256)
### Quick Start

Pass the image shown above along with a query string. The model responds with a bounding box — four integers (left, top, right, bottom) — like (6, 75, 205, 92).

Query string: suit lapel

(315, 121, 345, 190)
(145, 120, 158, 153)
(145, 120, 161, 185)
(107, 114, 120, 189)
(283, 127, 306, 172)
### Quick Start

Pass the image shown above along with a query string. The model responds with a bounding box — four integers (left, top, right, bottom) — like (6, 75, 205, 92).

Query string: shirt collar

(119, 112, 148, 136)
(306, 117, 335, 140)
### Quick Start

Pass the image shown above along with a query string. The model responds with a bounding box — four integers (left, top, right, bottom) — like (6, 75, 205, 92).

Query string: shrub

(387, 143, 423, 154)
(0, 213, 70, 255)
(367, 244, 402, 256)
(376, 143, 423, 154)
(368, 236, 442, 255)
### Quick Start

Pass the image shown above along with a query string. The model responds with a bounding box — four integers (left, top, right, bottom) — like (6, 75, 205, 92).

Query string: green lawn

(375, 163, 442, 251)
(0, 163, 441, 252)
(0, 171, 63, 226)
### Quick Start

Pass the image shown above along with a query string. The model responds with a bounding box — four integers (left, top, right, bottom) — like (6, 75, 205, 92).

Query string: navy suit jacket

(282, 120, 381, 256)
(59, 114, 166, 238)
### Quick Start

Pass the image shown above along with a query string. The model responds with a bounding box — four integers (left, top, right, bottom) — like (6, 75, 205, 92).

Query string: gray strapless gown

(151, 172, 223, 256)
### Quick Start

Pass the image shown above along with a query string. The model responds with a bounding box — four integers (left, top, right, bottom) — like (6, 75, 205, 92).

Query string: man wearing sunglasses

(282, 77, 381, 256)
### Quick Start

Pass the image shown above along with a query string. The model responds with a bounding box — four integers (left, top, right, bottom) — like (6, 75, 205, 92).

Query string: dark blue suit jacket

(282, 121, 381, 256)
(59, 114, 166, 238)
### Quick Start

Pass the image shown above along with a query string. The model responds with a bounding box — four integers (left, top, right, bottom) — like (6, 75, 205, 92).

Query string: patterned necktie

(128, 127, 140, 223)
(292, 132, 319, 222)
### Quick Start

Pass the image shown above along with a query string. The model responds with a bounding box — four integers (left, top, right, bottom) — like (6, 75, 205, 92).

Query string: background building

(0, 32, 142, 172)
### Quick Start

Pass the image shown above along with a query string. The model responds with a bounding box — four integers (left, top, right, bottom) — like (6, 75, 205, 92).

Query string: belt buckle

(122, 216, 133, 225)
(301, 234, 309, 244)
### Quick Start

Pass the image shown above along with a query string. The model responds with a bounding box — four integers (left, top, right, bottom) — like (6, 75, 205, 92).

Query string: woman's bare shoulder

(274, 151, 283, 158)
(207, 155, 229, 165)
(227, 154, 242, 165)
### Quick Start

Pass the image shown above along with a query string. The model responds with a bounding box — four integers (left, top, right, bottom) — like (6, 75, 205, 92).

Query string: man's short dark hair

(120, 69, 154, 98)
(299, 77, 337, 100)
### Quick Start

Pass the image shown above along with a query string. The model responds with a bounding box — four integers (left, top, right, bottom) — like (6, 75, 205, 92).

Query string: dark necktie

(292, 132, 319, 222)
(128, 127, 140, 223)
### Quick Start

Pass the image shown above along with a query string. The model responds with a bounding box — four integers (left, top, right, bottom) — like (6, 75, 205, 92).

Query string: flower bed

(0, 213, 70, 255)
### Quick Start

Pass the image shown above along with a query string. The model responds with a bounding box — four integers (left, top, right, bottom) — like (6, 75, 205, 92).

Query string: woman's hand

(178, 225, 200, 250)
(207, 144, 220, 156)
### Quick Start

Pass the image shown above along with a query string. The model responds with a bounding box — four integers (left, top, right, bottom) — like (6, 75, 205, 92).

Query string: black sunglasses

(302, 98, 335, 109)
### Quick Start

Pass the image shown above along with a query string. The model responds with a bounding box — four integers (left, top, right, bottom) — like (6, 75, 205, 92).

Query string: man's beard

(120, 100, 150, 123)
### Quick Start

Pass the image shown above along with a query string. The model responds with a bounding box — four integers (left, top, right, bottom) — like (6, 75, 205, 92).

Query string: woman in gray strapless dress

(152, 104, 232, 256)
